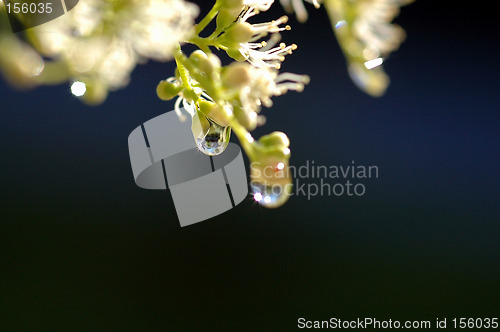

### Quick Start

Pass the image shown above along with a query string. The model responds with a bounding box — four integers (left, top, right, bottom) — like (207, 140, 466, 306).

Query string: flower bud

(249, 154, 292, 208)
(156, 80, 181, 101)
(226, 48, 246, 62)
(221, 0, 243, 9)
(216, 7, 243, 31)
(222, 62, 250, 89)
(233, 105, 257, 131)
(250, 159, 291, 187)
(189, 50, 208, 65)
(251, 133, 292, 183)
(258, 131, 290, 148)
(191, 51, 221, 79)
(249, 133, 293, 207)
(220, 22, 253, 47)
(198, 99, 231, 127)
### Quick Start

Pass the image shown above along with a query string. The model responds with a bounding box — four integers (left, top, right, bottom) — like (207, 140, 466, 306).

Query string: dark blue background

(1, 1, 499, 330)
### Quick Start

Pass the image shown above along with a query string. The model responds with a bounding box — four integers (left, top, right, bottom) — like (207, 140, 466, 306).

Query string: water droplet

(194, 116, 231, 156)
(251, 181, 290, 208)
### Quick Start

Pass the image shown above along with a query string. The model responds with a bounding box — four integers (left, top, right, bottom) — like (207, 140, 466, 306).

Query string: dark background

(1, 1, 499, 330)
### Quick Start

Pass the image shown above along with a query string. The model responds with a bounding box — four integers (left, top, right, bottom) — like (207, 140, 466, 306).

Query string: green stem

(174, 47, 199, 103)
(194, 1, 221, 36)
(187, 36, 212, 54)
(176, 51, 219, 101)
(229, 119, 256, 160)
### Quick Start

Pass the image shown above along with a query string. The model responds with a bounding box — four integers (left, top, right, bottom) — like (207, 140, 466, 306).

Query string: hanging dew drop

(192, 111, 231, 156)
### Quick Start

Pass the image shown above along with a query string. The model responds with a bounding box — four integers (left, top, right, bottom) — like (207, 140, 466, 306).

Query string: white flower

(238, 29, 297, 69)
(353, 0, 413, 56)
(238, 66, 309, 128)
(123, 0, 199, 61)
(234, 6, 296, 69)
(223, 62, 308, 127)
(279, 0, 321, 23)
(31, 0, 199, 90)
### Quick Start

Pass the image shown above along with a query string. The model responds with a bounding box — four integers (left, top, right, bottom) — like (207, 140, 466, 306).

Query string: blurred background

(1, 1, 499, 330)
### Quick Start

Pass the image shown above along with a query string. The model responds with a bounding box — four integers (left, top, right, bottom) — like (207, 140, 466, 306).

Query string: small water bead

(195, 117, 231, 156)
(251, 181, 290, 208)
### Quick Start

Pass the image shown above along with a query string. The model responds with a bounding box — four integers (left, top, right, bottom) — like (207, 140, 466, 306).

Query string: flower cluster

(277, 0, 413, 97)
(324, 0, 413, 96)
(0, 0, 413, 209)
(0, 0, 199, 104)
(156, 48, 308, 202)
(154, 0, 310, 207)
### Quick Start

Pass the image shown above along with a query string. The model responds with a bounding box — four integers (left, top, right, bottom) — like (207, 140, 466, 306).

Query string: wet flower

(192, 108, 231, 156)
(250, 131, 293, 207)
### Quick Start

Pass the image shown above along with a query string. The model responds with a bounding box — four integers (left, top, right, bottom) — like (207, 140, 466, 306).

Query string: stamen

(275, 72, 310, 84)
